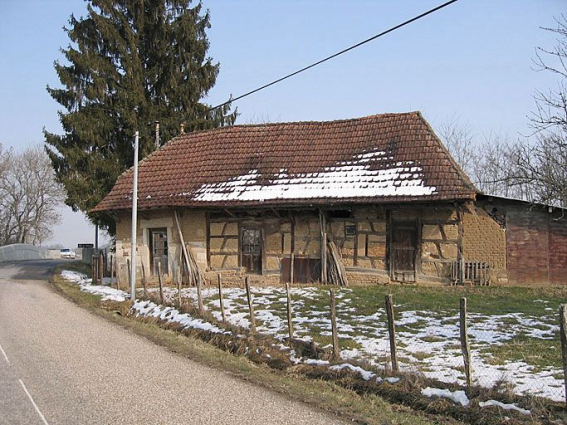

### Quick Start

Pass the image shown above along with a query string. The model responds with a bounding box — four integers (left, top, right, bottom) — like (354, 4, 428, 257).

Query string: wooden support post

(330, 288, 339, 360)
(559, 304, 567, 408)
(158, 262, 164, 305)
(218, 274, 226, 323)
(385, 294, 399, 372)
(460, 297, 473, 391)
(141, 262, 147, 297)
(286, 282, 293, 345)
(245, 277, 256, 334)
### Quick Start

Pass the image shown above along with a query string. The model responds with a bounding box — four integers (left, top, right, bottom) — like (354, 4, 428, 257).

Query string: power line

(210, 0, 459, 112)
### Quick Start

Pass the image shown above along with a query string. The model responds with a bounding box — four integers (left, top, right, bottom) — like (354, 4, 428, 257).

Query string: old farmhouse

(93, 112, 567, 287)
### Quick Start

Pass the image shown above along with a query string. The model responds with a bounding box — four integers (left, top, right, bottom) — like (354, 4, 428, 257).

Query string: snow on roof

(93, 112, 476, 212)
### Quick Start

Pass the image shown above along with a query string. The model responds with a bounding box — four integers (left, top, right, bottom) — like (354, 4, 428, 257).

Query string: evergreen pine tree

(45, 0, 235, 231)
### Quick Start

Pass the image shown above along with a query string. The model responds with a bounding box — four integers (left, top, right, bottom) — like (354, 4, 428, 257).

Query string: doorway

(391, 222, 418, 282)
(149, 228, 168, 275)
(241, 227, 262, 274)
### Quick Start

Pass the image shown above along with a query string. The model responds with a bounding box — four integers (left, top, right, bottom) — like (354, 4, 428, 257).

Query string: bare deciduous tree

(0, 145, 65, 245)
(437, 119, 528, 198)
(508, 15, 567, 207)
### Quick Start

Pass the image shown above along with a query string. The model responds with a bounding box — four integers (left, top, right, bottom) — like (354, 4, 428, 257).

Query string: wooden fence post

(109, 255, 113, 284)
(290, 253, 295, 285)
(385, 294, 399, 372)
(91, 257, 96, 284)
(196, 272, 204, 314)
(115, 260, 120, 290)
(158, 262, 164, 305)
(330, 288, 340, 360)
(218, 274, 226, 323)
(245, 277, 256, 334)
(127, 259, 131, 293)
(559, 304, 567, 408)
(177, 263, 182, 307)
(286, 282, 294, 345)
(460, 297, 473, 391)
(99, 251, 104, 281)
(141, 262, 147, 297)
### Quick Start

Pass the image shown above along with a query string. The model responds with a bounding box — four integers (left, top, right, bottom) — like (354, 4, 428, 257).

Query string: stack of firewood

(326, 241, 348, 287)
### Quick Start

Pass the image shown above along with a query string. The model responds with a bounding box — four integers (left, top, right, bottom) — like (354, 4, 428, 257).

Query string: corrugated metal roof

(93, 111, 477, 212)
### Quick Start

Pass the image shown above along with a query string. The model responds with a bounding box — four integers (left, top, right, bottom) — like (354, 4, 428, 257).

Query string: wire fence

(152, 281, 564, 403)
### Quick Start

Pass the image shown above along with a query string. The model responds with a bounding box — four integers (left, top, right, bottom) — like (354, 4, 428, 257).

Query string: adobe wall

(419, 207, 459, 283)
(461, 206, 508, 284)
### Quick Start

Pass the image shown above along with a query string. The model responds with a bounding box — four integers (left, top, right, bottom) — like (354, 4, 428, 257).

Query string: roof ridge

(176, 111, 421, 136)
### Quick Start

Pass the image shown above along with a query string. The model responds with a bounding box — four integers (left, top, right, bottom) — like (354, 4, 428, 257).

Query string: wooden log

(559, 304, 567, 408)
(158, 262, 164, 305)
(385, 294, 399, 372)
(218, 274, 226, 323)
(330, 288, 339, 360)
(141, 262, 147, 297)
(245, 277, 256, 334)
(460, 297, 473, 391)
(286, 282, 293, 345)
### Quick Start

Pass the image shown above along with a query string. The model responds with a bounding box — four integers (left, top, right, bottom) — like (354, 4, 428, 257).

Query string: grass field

(169, 284, 565, 401)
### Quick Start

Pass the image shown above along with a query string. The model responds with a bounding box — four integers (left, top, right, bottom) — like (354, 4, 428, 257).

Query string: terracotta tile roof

(93, 111, 477, 212)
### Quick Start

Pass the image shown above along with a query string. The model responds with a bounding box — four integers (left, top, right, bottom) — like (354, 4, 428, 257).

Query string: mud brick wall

(208, 214, 293, 277)
(328, 208, 387, 273)
(420, 208, 459, 281)
(293, 216, 321, 258)
(204, 269, 281, 287)
(461, 207, 506, 283)
(114, 209, 207, 281)
(209, 219, 239, 270)
(264, 218, 292, 273)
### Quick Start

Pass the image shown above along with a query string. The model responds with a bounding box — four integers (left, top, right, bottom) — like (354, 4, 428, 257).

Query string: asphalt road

(0, 260, 342, 424)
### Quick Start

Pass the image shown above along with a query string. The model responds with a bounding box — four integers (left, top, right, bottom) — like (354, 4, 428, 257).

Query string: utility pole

(130, 131, 139, 300)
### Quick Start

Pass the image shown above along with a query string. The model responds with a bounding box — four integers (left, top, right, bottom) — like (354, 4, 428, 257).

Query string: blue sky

(0, 0, 564, 247)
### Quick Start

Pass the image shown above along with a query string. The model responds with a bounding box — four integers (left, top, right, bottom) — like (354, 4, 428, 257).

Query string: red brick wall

(506, 208, 549, 285)
(549, 216, 567, 285)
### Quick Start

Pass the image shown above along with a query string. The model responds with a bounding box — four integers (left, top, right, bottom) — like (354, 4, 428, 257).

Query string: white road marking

(0, 342, 9, 364)
(19, 379, 49, 425)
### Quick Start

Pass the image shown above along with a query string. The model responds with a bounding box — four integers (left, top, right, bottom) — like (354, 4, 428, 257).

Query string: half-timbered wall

(420, 207, 459, 282)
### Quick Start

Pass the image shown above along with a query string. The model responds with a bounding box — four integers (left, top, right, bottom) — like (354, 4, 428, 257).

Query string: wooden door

(242, 228, 262, 274)
(391, 223, 417, 282)
(150, 228, 168, 275)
